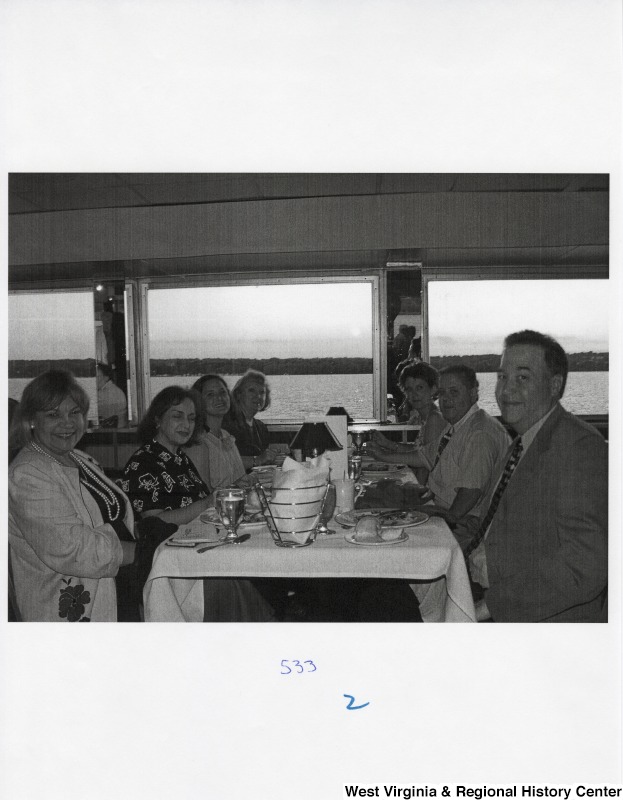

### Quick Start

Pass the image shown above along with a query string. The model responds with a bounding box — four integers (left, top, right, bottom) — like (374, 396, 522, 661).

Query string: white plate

(362, 462, 408, 476)
(345, 531, 409, 546)
(171, 524, 221, 544)
(335, 509, 429, 529)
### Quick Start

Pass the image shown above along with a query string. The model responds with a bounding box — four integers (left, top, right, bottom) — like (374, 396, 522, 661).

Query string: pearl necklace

(30, 441, 121, 522)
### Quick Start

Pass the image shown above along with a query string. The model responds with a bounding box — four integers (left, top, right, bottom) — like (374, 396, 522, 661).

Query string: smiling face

(155, 398, 197, 451)
(403, 376, 435, 414)
(437, 373, 477, 426)
(201, 378, 230, 420)
(495, 344, 562, 434)
(238, 380, 266, 420)
(32, 395, 86, 461)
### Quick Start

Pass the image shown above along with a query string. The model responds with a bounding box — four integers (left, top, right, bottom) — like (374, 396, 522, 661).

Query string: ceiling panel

(9, 173, 609, 215)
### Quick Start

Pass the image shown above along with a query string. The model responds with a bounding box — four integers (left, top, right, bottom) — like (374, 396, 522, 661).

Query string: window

(8, 291, 100, 423)
(143, 279, 378, 421)
(426, 278, 609, 415)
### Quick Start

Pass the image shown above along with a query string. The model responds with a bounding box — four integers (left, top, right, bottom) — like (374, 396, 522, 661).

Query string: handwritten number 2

(344, 694, 370, 710)
(304, 660, 317, 672)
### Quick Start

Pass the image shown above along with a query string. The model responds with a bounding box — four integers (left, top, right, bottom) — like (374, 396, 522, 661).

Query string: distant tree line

(149, 357, 374, 376)
(9, 351, 608, 380)
(429, 352, 609, 372)
(9, 359, 95, 378)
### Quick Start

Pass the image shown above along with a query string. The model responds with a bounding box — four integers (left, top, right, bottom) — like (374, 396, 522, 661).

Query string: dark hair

(439, 364, 479, 391)
(231, 370, 271, 415)
(96, 361, 114, 380)
(9, 370, 90, 449)
(504, 329, 569, 396)
(138, 386, 204, 445)
(192, 373, 229, 395)
(398, 362, 440, 393)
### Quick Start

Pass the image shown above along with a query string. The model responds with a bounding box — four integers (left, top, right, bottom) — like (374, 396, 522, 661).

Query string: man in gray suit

(468, 330, 608, 622)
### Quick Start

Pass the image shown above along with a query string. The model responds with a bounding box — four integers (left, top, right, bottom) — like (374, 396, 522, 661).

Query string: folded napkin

(269, 455, 331, 544)
(275, 454, 331, 487)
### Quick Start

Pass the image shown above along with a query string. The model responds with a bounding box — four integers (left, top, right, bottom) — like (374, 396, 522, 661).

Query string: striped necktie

(464, 436, 523, 560)
(432, 426, 454, 469)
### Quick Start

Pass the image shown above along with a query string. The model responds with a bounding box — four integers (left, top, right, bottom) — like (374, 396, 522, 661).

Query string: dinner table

(143, 508, 477, 623)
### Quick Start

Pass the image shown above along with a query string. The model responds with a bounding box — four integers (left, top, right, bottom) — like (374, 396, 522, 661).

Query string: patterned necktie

(432, 426, 454, 469)
(464, 436, 523, 559)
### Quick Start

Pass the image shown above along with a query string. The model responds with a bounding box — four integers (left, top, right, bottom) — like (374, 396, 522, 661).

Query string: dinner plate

(173, 518, 267, 544)
(171, 523, 222, 544)
(361, 462, 408, 476)
(345, 531, 409, 546)
(335, 509, 429, 529)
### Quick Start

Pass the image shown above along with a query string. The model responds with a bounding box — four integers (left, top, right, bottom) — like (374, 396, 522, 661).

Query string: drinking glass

(214, 488, 246, 542)
(348, 454, 362, 481)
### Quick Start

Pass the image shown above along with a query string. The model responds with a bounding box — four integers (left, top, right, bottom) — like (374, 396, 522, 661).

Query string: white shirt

(422, 404, 510, 517)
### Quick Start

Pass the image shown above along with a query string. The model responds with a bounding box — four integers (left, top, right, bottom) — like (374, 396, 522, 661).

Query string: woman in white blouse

(185, 374, 249, 489)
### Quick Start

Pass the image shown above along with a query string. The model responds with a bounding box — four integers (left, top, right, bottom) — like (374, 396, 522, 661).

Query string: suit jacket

(484, 404, 607, 622)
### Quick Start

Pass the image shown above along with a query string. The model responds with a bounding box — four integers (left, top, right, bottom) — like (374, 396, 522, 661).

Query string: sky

(8, 292, 96, 360)
(147, 283, 374, 359)
(8, 278, 610, 363)
(428, 279, 610, 356)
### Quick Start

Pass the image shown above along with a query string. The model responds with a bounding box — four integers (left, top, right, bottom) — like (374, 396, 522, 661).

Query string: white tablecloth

(143, 514, 476, 623)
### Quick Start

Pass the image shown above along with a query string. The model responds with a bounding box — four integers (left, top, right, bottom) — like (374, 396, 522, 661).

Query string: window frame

(137, 272, 382, 423)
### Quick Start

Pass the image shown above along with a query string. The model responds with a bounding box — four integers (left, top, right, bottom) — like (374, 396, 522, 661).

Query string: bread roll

(354, 516, 383, 542)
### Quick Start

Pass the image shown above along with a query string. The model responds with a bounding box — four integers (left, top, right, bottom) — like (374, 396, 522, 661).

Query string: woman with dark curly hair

(9, 370, 136, 622)
(120, 386, 214, 526)
(124, 385, 276, 621)
(223, 370, 286, 469)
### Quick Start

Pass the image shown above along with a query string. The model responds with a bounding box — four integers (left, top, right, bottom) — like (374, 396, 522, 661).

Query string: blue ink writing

(344, 694, 370, 710)
(280, 659, 317, 674)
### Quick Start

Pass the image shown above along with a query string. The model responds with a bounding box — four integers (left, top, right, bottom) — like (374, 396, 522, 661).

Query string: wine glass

(351, 431, 367, 456)
(214, 488, 246, 542)
(314, 482, 337, 537)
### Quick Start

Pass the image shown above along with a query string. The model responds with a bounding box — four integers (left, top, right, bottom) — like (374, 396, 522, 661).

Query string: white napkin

(274, 454, 331, 488)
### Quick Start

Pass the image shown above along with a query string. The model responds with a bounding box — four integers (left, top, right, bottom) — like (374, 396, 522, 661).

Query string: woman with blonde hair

(9, 370, 136, 622)
(223, 369, 286, 469)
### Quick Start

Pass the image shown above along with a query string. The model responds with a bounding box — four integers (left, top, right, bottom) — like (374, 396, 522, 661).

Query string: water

(9, 371, 608, 421)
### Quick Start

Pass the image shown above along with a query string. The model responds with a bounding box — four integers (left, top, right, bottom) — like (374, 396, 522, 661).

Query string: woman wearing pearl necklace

(9, 370, 137, 622)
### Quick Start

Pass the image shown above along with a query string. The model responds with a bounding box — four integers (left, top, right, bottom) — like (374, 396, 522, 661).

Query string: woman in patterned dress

(121, 386, 213, 524)
(123, 386, 275, 621)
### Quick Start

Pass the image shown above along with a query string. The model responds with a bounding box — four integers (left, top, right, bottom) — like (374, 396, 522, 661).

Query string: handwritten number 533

(280, 659, 317, 674)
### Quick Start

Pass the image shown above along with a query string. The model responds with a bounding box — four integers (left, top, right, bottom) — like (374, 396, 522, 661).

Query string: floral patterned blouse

(120, 439, 209, 516)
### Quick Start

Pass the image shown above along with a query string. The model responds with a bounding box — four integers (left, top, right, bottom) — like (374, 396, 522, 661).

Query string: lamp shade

(289, 421, 343, 460)
(326, 406, 354, 424)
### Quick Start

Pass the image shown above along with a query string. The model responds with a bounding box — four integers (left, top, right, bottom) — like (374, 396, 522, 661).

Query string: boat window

(8, 290, 101, 425)
(143, 280, 378, 421)
(426, 278, 609, 416)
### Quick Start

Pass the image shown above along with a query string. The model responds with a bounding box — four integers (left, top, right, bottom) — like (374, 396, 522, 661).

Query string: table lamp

(326, 405, 354, 424)
(289, 421, 343, 461)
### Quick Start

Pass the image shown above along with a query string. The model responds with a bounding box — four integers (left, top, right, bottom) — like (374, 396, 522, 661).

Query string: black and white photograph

(7, 172, 610, 625)
(1, 2, 621, 799)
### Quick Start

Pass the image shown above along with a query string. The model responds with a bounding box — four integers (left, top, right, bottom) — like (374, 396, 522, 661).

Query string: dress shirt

(422, 404, 510, 517)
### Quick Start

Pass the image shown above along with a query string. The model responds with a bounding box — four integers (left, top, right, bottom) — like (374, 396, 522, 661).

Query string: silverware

(196, 533, 251, 553)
